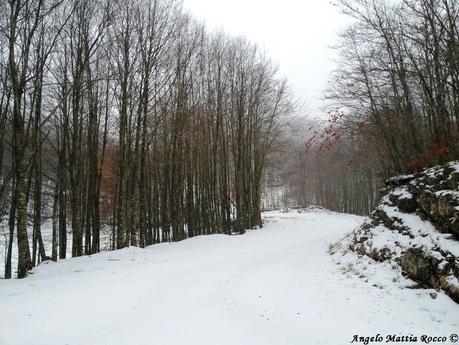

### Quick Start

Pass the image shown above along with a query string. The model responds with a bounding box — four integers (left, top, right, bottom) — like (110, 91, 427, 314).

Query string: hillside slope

(333, 162, 459, 303)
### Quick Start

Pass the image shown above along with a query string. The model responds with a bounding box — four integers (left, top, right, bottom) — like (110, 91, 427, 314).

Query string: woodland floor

(0, 209, 458, 345)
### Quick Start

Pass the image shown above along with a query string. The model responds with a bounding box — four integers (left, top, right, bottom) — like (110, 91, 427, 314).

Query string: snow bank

(333, 161, 459, 303)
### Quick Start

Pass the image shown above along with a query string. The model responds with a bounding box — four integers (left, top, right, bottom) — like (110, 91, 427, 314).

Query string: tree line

(0, 0, 291, 278)
(262, 114, 380, 216)
(329, 0, 458, 174)
(270, 0, 458, 215)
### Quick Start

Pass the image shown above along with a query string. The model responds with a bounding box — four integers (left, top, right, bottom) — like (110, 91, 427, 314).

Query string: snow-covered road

(1, 210, 458, 345)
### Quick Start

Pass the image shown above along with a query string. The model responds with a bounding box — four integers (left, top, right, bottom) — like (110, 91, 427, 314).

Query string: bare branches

(329, 0, 459, 174)
(0, 0, 294, 278)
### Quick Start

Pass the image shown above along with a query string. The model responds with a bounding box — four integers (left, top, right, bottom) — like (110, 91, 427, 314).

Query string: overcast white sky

(182, 0, 348, 118)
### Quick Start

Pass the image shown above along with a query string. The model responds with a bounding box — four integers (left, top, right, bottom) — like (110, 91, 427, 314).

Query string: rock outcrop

(335, 161, 459, 303)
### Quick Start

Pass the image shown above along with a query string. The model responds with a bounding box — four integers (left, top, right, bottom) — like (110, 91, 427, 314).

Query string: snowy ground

(0, 222, 112, 278)
(0, 209, 458, 345)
